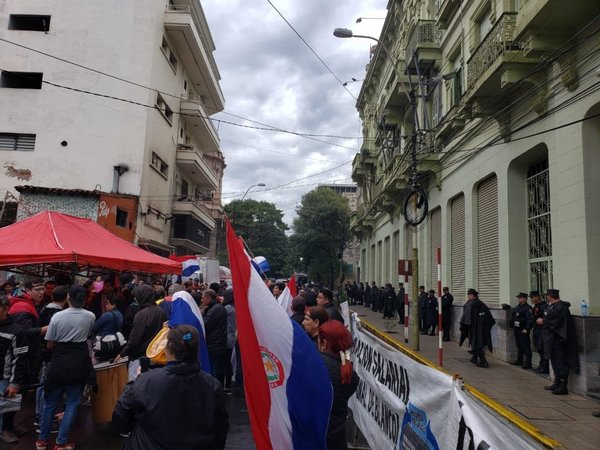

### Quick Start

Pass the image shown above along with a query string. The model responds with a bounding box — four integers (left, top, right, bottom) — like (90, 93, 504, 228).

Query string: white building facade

(351, 0, 600, 394)
(0, 0, 225, 256)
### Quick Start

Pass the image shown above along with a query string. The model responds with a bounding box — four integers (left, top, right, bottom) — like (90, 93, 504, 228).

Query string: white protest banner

(349, 314, 547, 450)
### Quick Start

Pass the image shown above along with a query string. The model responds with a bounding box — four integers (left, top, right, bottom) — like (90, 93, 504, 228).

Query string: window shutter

(430, 208, 441, 290)
(477, 175, 499, 304)
(451, 194, 465, 300)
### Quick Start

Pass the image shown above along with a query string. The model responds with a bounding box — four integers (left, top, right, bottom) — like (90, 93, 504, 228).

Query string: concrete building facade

(0, 0, 225, 256)
(350, 0, 600, 395)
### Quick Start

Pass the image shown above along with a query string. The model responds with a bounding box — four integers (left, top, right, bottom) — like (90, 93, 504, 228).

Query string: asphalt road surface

(4, 388, 255, 450)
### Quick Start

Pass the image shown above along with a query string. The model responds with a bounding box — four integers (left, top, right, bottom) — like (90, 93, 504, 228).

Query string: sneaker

(0, 430, 19, 443)
(36, 439, 48, 450)
(54, 443, 75, 450)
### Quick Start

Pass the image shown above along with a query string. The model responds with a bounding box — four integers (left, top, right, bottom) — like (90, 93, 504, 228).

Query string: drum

(146, 326, 169, 365)
(91, 360, 128, 423)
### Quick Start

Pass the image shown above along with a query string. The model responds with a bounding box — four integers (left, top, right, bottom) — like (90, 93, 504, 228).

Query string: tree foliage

(292, 187, 351, 287)
(224, 200, 288, 276)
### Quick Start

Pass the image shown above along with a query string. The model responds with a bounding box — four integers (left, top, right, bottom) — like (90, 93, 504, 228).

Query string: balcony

(465, 13, 537, 101)
(405, 20, 443, 74)
(176, 146, 218, 190)
(164, 4, 224, 112)
(436, 0, 461, 29)
(169, 213, 211, 254)
(171, 198, 215, 229)
(351, 151, 376, 184)
(180, 95, 219, 153)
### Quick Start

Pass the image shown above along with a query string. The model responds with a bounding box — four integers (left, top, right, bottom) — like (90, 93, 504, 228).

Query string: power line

(2, 72, 362, 152)
(0, 36, 366, 142)
(265, 0, 357, 100)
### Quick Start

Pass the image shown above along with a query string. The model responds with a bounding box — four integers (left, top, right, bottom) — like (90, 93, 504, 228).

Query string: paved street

(1, 389, 254, 450)
(351, 304, 600, 450)
(3, 307, 598, 449)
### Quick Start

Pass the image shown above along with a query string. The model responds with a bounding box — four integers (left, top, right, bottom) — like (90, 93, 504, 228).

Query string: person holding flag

(226, 220, 333, 450)
(168, 290, 211, 374)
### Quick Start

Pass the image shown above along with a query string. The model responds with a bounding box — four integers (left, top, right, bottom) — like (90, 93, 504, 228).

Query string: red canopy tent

(0, 211, 180, 274)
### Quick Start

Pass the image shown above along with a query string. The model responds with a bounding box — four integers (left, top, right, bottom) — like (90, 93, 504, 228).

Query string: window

(116, 208, 128, 228)
(8, 14, 50, 32)
(160, 36, 177, 72)
(155, 93, 173, 124)
(1, 71, 43, 89)
(0, 133, 36, 151)
(151, 152, 169, 178)
(527, 159, 553, 292)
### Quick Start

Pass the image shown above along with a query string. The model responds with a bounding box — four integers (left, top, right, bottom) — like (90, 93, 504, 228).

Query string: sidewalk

(350, 305, 600, 450)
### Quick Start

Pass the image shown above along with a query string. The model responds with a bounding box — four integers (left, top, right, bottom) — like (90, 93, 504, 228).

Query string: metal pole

(437, 247, 443, 366)
(412, 242, 419, 351)
(404, 275, 409, 344)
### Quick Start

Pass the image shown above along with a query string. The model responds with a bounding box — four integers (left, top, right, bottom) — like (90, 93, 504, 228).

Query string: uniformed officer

(441, 287, 454, 341)
(510, 292, 533, 369)
(539, 289, 572, 395)
(530, 290, 549, 373)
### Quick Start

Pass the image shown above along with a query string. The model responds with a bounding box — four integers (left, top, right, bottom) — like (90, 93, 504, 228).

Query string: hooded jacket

(113, 362, 229, 450)
(119, 285, 166, 360)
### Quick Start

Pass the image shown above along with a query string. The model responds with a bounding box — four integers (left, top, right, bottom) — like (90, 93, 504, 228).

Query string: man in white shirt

(36, 284, 95, 450)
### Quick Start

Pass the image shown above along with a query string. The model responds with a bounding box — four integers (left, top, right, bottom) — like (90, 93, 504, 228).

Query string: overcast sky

(202, 0, 386, 230)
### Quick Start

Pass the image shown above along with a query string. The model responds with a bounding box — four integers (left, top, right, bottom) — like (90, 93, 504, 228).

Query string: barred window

(527, 159, 553, 292)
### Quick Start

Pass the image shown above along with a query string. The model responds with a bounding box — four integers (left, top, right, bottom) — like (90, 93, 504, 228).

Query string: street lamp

(333, 26, 424, 349)
(241, 183, 266, 201)
(355, 17, 385, 23)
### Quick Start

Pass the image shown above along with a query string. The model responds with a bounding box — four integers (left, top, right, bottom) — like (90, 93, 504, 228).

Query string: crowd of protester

(0, 274, 359, 450)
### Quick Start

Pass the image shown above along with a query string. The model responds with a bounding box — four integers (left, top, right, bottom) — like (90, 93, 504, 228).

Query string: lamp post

(241, 183, 266, 201)
(233, 183, 266, 227)
(355, 17, 385, 23)
(333, 27, 422, 350)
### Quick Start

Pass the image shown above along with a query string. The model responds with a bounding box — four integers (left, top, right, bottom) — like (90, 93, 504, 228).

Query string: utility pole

(412, 243, 420, 351)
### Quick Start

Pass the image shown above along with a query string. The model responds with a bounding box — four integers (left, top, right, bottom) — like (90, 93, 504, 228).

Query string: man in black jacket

(530, 290, 549, 373)
(441, 287, 453, 341)
(510, 293, 533, 369)
(317, 288, 344, 324)
(0, 294, 28, 444)
(116, 285, 166, 381)
(202, 289, 228, 385)
(467, 289, 496, 368)
(539, 289, 576, 395)
(396, 283, 405, 325)
(418, 286, 428, 334)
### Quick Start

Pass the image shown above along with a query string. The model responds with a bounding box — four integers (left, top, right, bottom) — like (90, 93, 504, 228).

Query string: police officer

(510, 293, 533, 369)
(530, 290, 549, 373)
(418, 286, 428, 334)
(441, 287, 454, 341)
(539, 289, 572, 395)
(425, 290, 438, 335)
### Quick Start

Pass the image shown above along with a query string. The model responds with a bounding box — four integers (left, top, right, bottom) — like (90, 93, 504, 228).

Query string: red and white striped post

(404, 275, 409, 344)
(437, 248, 443, 366)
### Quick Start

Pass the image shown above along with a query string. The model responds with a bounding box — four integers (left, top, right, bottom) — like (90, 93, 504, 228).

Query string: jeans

(209, 350, 226, 387)
(35, 363, 49, 420)
(39, 384, 85, 444)
(0, 379, 7, 432)
(128, 358, 140, 382)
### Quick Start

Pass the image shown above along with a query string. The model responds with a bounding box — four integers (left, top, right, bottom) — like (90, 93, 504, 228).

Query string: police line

(348, 314, 547, 450)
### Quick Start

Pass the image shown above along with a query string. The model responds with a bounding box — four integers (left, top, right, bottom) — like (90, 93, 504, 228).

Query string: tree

(224, 200, 288, 276)
(292, 187, 351, 287)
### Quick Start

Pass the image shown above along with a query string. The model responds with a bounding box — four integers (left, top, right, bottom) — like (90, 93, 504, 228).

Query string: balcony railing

(467, 12, 522, 89)
(405, 20, 443, 66)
